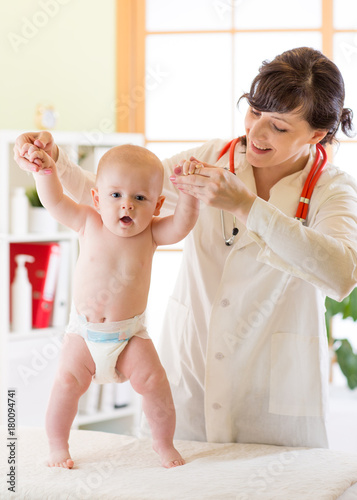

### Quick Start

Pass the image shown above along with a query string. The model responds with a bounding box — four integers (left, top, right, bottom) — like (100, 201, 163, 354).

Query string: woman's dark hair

(239, 46, 354, 145)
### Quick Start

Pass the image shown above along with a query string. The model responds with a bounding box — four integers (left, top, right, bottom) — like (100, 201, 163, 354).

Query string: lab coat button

(215, 352, 224, 360)
(220, 298, 230, 307)
(212, 403, 221, 410)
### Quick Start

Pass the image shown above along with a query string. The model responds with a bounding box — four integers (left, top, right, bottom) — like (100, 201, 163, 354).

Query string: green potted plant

(25, 186, 58, 233)
(325, 288, 357, 390)
(25, 186, 43, 208)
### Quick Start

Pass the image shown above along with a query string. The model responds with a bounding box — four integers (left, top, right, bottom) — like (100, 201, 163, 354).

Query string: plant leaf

(343, 287, 357, 321)
(335, 339, 357, 390)
(25, 187, 43, 207)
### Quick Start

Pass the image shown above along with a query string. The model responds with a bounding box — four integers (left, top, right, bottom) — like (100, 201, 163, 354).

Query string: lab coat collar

(237, 144, 318, 217)
(269, 145, 317, 217)
(232, 145, 318, 251)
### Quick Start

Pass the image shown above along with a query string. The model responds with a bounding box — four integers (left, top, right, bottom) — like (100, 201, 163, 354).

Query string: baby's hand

(174, 157, 204, 176)
(23, 145, 55, 175)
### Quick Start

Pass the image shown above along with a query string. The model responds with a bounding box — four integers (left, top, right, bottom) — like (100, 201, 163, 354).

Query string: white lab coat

(56, 139, 357, 448)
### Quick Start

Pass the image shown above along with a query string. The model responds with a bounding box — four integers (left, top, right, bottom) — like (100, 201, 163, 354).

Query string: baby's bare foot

(48, 448, 74, 469)
(153, 441, 185, 468)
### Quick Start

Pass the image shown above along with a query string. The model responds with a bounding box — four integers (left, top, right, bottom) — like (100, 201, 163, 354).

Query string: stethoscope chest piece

(221, 211, 239, 246)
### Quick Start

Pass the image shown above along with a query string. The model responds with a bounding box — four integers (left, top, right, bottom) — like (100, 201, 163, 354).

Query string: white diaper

(66, 307, 150, 384)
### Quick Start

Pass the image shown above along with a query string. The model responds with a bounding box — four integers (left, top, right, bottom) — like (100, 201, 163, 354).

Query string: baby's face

(92, 160, 164, 237)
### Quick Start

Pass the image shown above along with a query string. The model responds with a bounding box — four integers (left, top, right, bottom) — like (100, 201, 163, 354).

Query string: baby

(22, 143, 200, 469)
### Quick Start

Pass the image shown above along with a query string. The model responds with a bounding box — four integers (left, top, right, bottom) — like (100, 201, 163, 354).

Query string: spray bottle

(11, 254, 35, 333)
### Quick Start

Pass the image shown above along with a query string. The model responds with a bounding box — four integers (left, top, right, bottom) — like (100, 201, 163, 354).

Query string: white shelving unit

(0, 129, 144, 434)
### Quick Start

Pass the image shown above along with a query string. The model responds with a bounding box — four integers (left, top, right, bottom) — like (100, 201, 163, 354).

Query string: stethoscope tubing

(294, 143, 328, 222)
(217, 137, 328, 245)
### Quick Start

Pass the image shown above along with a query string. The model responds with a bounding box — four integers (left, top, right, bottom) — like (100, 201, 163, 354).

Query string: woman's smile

(250, 140, 272, 154)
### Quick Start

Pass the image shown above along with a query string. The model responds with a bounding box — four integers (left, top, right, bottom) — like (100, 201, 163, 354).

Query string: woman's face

(244, 106, 326, 174)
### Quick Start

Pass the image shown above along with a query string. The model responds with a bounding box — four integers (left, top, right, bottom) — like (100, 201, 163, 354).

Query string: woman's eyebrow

(270, 114, 291, 124)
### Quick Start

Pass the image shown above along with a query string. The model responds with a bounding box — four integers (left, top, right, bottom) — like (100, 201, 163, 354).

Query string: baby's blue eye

(111, 192, 121, 198)
(136, 195, 145, 201)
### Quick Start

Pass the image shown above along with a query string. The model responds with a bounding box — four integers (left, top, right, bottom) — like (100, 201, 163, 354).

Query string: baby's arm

(25, 146, 91, 232)
(152, 188, 200, 246)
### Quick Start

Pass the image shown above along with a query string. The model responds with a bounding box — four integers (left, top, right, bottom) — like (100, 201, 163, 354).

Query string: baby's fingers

(27, 150, 52, 174)
(20, 142, 34, 158)
(15, 155, 40, 173)
(28, 149, 44, 163)
(175, 159, 204, 176)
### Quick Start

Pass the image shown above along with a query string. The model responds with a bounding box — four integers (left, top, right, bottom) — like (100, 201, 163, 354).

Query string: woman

(15, 47, 357, 448)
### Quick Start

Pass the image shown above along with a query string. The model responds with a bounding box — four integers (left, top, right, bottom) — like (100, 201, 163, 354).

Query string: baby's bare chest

(77, 229, 154, 286)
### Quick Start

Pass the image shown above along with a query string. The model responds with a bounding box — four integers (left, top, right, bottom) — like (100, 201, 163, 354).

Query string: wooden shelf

(7, 327, 64, 342)
(0, 231, 77, 243)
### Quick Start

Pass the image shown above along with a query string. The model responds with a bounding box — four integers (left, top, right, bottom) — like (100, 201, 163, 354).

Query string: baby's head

(91, 144, 165, 237)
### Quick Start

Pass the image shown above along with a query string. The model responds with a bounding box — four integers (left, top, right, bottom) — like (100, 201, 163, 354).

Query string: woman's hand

(170, 156, 257, 224)
(13, 131, 58, 173)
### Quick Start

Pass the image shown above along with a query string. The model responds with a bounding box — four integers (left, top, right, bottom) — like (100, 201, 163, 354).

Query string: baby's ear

(154, 195, 165, 216)
(91, 188, 100, 211)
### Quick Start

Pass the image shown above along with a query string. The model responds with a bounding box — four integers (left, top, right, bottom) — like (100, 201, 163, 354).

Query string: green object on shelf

(335, 339, 357, 390)
(25, 187, 43, 207)
(325, 288, 357, 390)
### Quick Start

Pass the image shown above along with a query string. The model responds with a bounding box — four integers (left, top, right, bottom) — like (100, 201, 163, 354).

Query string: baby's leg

(116, 337, 184, 468)
(46, 333, 95, 468)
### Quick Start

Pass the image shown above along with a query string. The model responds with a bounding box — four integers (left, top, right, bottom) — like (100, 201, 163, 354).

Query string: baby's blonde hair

(96, 144, 164, 191)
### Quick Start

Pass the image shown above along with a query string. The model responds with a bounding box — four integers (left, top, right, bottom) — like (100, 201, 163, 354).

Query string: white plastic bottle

(11, 187, 29, 234)
(11, 254, 35, 333)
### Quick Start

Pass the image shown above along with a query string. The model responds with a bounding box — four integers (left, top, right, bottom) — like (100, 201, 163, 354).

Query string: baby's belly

(73, 275, 149, 323)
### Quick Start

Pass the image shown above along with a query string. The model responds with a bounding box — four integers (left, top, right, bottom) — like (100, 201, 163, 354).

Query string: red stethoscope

(217, 136, 328, 246)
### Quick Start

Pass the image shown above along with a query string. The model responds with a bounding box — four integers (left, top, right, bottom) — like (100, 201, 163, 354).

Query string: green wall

(0, 0, 116, 132)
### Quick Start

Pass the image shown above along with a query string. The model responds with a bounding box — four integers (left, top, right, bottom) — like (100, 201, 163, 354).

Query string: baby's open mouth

(121, 216, 132, 223)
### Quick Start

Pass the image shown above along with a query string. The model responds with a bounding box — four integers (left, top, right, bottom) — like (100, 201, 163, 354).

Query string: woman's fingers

(170, 159, 234, 204)
(170, 167, 213, 201)
(13, 131, 57, 172)
(170, 159, 256, 222)
(15, 155, 40, 173)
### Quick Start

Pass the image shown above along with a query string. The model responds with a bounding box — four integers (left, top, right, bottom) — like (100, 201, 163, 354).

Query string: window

(140, 0, 357, 174)
(115, 0, 357, 345)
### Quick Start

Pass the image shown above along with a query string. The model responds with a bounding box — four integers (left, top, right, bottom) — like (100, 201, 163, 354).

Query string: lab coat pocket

(269, 333, 324, 417)
(160, 297, 188, 386)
